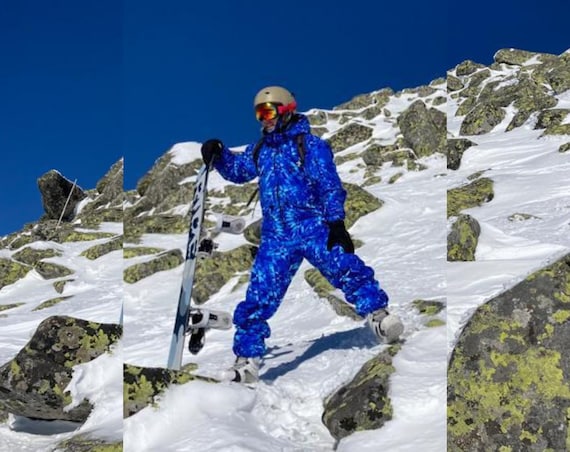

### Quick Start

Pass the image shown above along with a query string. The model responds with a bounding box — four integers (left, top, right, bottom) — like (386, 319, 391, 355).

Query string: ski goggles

(254, 101, 297, 122)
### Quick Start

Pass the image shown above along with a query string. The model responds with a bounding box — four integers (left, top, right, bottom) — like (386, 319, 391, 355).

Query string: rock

(123, 364, 214, 418)
(0, 316, 121, 422)
(447, 74, 464, 92)
(343, 182, 383, 229)
(397, 100, 446, 157)
(535, 109, 570, 130)
(559, 143, 570, 153)
(447, 214, 481, 261)
(123, 249, 184, 284)
(54, 435, 122, 452)
(460, 104, 506, 135)
(34, 261, 74, 279)
(0, 258, 31, 289)
(494, 48, 538, 65)
(326, 123, 374, 153)
(447, 138, 477, 170)
(412, 299, 445, 316)
(32, 295, 74, 311)
(448, 254, 570, 451)
(123, 247, 165, 259)
(447, 177, 494, 217)
(11, 247, 61, 266)
(304, 268, 360, 321)
(80, 236, 123, 260)
(37, 170, 86, 222)
(455, 60, 485, 76)
(322, 346, 400, 441)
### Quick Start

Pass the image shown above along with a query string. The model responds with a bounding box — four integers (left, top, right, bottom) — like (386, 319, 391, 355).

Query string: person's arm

(305, 135, 346, 222)
(201, 139, 258, 183)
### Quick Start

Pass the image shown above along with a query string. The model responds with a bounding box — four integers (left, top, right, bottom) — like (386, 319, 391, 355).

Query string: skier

(200, 86, 403, 383)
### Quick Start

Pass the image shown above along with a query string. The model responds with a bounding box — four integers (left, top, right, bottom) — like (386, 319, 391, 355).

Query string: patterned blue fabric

(213, 114, 389, 358)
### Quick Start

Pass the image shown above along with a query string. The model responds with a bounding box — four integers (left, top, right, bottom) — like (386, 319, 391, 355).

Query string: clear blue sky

(1, 0, 569, 236)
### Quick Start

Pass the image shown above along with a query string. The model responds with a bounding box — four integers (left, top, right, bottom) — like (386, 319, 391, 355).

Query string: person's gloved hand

(326, 220, 354, 253)
(201, 139, 224, 165)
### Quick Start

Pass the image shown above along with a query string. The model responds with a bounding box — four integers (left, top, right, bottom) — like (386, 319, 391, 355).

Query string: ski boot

(367, 308, 404, 343)
(223, 357, 261, 384)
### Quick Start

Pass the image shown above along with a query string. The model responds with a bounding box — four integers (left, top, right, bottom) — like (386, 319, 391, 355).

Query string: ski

(167, 164, 230, 370)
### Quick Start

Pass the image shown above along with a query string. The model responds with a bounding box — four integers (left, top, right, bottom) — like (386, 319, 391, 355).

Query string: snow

(1, 70, 569, 451)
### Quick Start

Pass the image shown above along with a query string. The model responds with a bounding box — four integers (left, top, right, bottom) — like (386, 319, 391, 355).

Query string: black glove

(327, 220, 354, 253)
(201, 139, 224, 165)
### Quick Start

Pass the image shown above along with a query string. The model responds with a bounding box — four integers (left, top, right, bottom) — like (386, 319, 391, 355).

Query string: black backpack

(245, 133, 308, 207)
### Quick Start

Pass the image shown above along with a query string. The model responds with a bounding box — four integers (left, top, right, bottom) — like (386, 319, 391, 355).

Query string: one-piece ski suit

(213, 114, 389, 357)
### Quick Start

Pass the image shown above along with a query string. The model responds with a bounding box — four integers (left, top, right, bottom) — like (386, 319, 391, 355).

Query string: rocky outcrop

(447, 177, 494, 217)
(123, 249, 184, 284)
(447, 214, 481, 261)
(448, 253, 570, 451)
(123, 363, 214, 418)
(397, 100, 446, 157)
(0, 316, 121, 422)
(37, 170, 87, 222)
(447, 138, 477, 170)
(322, 346, 400, 441)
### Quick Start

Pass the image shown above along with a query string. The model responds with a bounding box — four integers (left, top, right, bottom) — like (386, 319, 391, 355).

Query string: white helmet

(254, 86, 296, 108)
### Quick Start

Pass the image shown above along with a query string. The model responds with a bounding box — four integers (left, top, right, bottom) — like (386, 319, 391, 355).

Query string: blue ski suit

(213, 114, 388, 358)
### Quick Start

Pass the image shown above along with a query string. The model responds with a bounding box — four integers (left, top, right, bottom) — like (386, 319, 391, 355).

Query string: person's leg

(303, 221, 388, 317)
(232, 236, 303, 358)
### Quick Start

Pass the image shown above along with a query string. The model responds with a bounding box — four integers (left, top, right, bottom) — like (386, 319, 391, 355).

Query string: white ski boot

(223, 357, 261, 384)
(367, 309, 403, 343)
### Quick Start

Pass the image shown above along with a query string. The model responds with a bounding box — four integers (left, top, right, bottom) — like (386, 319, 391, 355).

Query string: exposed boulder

(326, 123, 374, 153)
(304, 268, 360, 321)
(80, 235, 123, 260)
(0, 258, 32, 290)
(455, 60, 485, 76)
(447, 138, 477, 170)
(460, 104, 506, 135)
(447, 177, 494, 217)
(123, 363, 214, 418)
(448, 254, 570, 451)
(123, 249, 184, 284)
(397, 100, 446, 157)
(37, 170, 86, 222)
(494, 48, 540, 65)
(11, 247, 61, 266)
(447, 74, 464, 92)
(322, 346, 400, 441)
(447, 214, 481, 261)
(0, 316, 121, 422)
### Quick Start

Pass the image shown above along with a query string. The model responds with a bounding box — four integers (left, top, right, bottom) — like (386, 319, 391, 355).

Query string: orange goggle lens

(255, 103, 280, 122)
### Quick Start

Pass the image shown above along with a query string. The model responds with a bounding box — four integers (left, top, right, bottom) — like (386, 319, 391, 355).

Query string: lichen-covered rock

(80, 236, 123, 260)
(447, 214, 481, 261)
(34, 261, 74, 279)
(37, 170, 87, 222)
(412, 299, 445, 316)
(447, 74, 464, 92)
(54, 434, 122, 452)
(32, 295, 74, 311)
(123, 247, 165, 259)
(123, 363, 214, 418)
(447, 138, 477, 170)
(124, 214, 189, 244)
(448, 253, 570, 451)
(304, 268, 360, 320)
(53, 279, 74, 294)
(559, 143, 570, 153)
(494, 48, 539, 65)
(0, 258, 31, 289)
(0, 316, 121, 421)
(535, 109, 570, 130)
(123, 249, 184, 284)
(343, 182, 383, 229)
(322, 346, 400, 441)
(455, 60, 485, 76)
(397, 100, 446, 157)
(193, 245, 257, 304)
(326, 123, 374, 153)
(0, 303, 25, 312)
(460, 103, 506, 135)
(243, 219, 262, 245)
(11, 247, 61, 266)
(447, 178, 494, 217)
